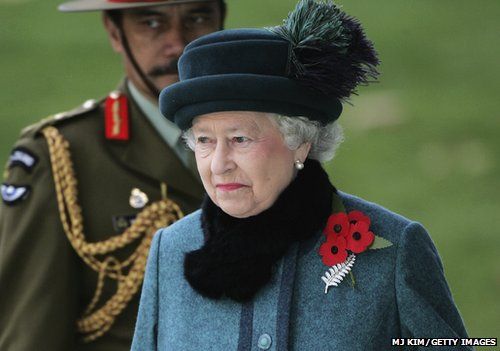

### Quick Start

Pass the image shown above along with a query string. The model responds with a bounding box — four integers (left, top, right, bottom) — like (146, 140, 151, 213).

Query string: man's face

(105, 1, 223, 101)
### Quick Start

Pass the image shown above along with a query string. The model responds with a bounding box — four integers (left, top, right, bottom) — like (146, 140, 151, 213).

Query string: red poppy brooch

(319, 195, 393, 294)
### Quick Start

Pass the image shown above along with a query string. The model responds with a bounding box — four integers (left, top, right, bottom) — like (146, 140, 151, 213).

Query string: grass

(1, 0, 499, 338)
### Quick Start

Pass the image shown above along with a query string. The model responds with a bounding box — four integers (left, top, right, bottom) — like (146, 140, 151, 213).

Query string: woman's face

(192, 111, 310, 218)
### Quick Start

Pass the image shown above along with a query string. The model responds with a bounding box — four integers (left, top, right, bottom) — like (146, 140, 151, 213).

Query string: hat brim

(59, 0, 214, 12)
(160, 74, 342, 130)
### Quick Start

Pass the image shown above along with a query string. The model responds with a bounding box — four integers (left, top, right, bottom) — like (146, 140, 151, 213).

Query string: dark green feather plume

(268, 0, 379, 100)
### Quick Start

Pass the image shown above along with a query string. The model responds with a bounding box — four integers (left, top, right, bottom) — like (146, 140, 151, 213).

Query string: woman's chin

(217, 202, 253, 218)
(213, 187, 249, 202)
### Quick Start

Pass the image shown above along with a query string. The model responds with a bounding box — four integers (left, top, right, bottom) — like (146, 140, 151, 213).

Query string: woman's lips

(215, 183, 247, 191)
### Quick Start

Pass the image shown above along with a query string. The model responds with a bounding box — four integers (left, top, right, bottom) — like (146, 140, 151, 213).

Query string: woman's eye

(232, 136, 250, 144)
(197, 136, 210, 144)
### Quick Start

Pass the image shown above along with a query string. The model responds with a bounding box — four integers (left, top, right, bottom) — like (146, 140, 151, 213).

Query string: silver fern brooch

(321, 254, 356, 294)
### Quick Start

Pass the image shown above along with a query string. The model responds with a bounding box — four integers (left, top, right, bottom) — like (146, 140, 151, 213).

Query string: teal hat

(160, 0, 379, 130)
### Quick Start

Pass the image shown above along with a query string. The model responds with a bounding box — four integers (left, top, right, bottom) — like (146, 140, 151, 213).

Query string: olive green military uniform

(0, 82, 204, 350)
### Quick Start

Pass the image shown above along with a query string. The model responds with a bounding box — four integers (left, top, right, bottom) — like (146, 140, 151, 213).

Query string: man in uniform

(0, 1, 225, 350)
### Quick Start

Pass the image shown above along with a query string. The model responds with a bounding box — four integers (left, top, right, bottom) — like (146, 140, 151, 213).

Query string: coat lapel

(276, 243, 300, 351)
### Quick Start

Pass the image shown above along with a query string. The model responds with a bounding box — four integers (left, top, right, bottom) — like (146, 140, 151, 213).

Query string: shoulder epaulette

(20, 98, 101, 138)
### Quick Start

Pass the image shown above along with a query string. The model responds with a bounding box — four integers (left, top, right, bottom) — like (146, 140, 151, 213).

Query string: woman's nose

(210, 141, 235, 175)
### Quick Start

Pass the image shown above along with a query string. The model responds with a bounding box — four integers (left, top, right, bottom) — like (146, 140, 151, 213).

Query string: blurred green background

(1, 0, 499, 338)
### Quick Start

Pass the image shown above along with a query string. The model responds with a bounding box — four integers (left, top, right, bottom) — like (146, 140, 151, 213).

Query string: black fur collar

(184, 159, 335, 302)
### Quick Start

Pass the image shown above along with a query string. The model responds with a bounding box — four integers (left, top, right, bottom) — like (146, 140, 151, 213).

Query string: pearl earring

(295, 160, 304, 170)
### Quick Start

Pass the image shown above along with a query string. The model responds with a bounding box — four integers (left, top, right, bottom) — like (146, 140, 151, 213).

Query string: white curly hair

(182, 113, 344, 162)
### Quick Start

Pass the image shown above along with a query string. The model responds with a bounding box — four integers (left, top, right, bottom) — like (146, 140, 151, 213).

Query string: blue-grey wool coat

(131, 192, 470, 350)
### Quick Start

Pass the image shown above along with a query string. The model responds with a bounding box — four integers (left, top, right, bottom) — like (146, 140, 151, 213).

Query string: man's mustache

(148, 58, 179, 77)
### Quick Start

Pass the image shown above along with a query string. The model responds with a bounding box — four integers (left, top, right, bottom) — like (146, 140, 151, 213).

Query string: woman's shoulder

(155, 209, 204, 251)
(339, 191, 411, 224)
(338, 191, 427, 246)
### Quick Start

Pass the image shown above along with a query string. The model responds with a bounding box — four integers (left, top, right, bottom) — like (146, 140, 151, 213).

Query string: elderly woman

(132, 0, 470, 350)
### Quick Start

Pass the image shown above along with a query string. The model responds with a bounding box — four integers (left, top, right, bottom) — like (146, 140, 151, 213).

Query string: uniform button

(257, 333, 272, 350)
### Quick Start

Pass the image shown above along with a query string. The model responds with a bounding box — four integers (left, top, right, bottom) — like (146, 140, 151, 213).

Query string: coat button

(257, 333, 272, 350)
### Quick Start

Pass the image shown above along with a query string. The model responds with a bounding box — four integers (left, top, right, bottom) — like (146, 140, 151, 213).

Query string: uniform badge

(8, 147, 38, 172)
(1, 183, 31, 205)
(105, 91, 129, 141)
(129, 188, 149, 209)
(112, 214, 137, 233)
